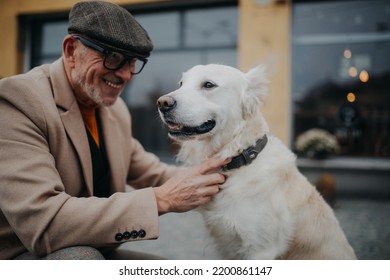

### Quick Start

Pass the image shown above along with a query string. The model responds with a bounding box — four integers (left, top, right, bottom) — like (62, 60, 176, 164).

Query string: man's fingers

(199, 157, 231, 174)
(193, 172, 225, 187)
(208, 173, 226, 185)
(205, 185, 221, 196)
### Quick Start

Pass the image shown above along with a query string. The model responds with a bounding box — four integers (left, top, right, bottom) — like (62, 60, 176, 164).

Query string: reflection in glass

(292, 1, 390, 158)
(184, 7, 237, 48)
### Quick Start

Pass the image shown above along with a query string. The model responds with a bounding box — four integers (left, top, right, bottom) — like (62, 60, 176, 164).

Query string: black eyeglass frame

(73, 35, 148, 75)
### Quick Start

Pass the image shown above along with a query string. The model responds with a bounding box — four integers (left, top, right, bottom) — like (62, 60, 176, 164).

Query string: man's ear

(241, 64, 268, 119)
(62, 35, 77, 68)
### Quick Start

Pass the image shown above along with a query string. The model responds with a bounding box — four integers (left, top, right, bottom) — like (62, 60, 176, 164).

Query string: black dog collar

(222, 134, 268, 171)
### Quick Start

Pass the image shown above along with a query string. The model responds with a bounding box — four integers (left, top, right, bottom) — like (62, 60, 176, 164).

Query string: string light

(344, 49, 352, 59)
(359, 70, 369, 82)
(347, 92, 356, 103)
(348, 66, 358, 77)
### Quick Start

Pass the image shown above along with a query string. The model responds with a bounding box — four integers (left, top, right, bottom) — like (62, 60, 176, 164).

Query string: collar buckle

(242, 146, 258, 165)
(221, 134, 268, 172)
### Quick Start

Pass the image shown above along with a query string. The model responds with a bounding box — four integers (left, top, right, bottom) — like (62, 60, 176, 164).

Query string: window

(24, 2, 238, 161)
(292, 0, 390, 158)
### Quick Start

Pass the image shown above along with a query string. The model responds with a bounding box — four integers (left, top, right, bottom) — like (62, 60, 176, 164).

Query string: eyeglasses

(73, 35, 148, 75)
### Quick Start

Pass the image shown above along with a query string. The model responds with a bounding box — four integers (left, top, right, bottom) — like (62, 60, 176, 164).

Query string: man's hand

(153, 157, 230, 215)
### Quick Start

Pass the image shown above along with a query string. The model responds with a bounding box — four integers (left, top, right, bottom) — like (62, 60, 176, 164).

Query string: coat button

(138, 229, 146, 238)
(115, 233, 123, 241)
(130, 230, 139, 238)
(123, 231, 131, 240)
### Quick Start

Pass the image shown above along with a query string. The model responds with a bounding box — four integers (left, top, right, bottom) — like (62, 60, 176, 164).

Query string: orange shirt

(79, 107, 99, 148)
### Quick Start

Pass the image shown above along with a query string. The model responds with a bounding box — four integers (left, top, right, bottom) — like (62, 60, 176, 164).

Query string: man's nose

(114, 62, 133, 81)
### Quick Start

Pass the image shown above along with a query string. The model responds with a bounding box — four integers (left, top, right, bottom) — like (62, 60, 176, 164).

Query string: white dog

(157, 64, 356, 260)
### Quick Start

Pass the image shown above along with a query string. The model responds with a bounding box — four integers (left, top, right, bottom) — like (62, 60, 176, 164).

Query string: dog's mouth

(165, 119, 216, 138)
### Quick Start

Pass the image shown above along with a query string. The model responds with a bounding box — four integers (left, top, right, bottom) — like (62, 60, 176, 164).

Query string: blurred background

(1, 0, 389, 259)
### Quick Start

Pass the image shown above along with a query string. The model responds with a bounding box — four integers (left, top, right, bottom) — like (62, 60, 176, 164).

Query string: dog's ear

(241, 64, 268, 119)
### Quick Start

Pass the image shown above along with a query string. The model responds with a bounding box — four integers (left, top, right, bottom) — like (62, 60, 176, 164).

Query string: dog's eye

(178, 81, 183, 88)
(203, 81, 217, 89)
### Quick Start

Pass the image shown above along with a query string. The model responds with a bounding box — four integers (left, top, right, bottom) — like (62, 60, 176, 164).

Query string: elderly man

(0, 1, 228, 260)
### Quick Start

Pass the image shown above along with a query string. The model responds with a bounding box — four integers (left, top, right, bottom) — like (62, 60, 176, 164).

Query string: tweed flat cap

(68, 1, 153, 58)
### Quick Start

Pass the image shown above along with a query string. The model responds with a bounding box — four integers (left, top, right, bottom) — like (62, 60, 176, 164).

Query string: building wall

(239, 0, 291, 144)
(0, 0, 291, 144)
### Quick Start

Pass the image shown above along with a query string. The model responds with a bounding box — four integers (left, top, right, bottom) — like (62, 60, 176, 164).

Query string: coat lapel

(50, 59, 94, 195)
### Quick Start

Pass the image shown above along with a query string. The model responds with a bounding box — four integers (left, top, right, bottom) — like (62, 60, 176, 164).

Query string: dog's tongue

(167, 122, 183, 131)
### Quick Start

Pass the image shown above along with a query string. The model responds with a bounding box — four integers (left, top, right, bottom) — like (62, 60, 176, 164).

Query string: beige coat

(0, 58, 176, 259)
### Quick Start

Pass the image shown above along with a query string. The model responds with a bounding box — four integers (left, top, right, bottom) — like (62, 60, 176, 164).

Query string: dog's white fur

(158, 64, 356, 260)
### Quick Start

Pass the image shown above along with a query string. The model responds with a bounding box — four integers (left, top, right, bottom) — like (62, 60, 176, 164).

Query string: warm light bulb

(344, 49, 352, 59)
(347, 92, 356, 103)
(348, 66, 358, 77)
(359, 70, 369, 82)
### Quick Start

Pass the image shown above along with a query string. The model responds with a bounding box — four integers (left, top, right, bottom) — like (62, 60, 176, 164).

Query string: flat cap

(68, 1, 153, 58)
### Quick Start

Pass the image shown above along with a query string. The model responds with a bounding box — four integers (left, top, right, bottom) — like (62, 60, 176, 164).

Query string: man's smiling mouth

(103, 78, 122, 89)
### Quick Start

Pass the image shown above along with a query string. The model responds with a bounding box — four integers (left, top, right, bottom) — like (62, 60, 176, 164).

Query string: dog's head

(157, 64, 268, 146)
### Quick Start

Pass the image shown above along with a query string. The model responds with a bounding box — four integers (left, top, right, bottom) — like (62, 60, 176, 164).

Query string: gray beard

(72, 70, 105, 106)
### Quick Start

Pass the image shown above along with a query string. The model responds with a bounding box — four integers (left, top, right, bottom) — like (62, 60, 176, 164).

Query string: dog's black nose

(157, 96, 177, 113)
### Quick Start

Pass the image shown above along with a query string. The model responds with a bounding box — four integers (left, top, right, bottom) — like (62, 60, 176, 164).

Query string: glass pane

(294, 0, 390, 36)
(41, 21, 68, 56)
(135, 12, 180, 49)
(292, 1, 390, 158)
(184, 6, 237, 48)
